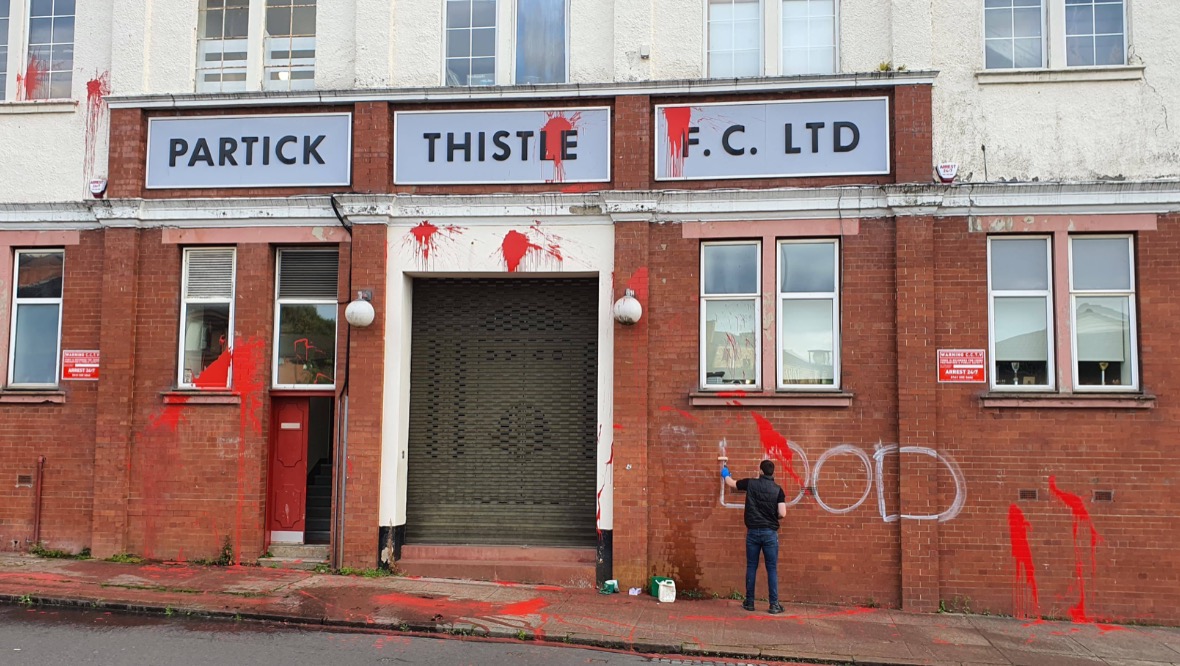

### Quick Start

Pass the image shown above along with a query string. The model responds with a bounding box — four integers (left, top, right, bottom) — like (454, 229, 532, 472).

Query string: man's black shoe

(768, 603, 785, 615)
(742, 600, 755, 611)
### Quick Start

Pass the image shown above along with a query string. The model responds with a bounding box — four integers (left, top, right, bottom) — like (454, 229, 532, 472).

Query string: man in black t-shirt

(723, 459, 787, 614)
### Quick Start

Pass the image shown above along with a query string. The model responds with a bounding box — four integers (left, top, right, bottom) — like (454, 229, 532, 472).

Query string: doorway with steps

(268, 396, 335, 558)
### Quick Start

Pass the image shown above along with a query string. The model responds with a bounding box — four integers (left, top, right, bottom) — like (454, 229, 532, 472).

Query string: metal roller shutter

(406, 278, 599, 547)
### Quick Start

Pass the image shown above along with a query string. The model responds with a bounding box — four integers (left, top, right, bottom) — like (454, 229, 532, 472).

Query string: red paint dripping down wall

(1048, 476, 1103, 623)
(662, 106, 693, 178)
(541, 111, 581, 183)
(1008, 504, 1040, 619)
(749, 412, 804, 490)
(84, 72, 112, 186)
(405, 220, 464, 267)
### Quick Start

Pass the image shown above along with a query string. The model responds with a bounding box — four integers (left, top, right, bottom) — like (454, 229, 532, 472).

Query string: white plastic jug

(657, 579, 676, 603)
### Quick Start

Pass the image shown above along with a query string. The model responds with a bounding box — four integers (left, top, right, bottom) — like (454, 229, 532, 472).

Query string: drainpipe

(329, 194, 352, 570)
(32, 456, 45, 546)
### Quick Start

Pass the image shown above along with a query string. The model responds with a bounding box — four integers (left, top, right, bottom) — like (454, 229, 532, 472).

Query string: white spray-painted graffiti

(718, 438, 967, 522)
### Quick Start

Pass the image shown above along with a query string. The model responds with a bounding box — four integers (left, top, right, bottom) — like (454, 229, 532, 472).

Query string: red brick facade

(4, 81, 1177, 625)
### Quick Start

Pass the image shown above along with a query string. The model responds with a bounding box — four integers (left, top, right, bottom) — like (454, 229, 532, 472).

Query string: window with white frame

(1065, 0, 1125, 66)
(196, 0, 316, 93)
(708, 0, 762, 78)
(7, 249, 63, 387)
(701, 242, 761, 387)
(446, 0, 497, 86)
(0, 0, 74, 101)
(989, 237, 1054, 388)
(778, 240, 838, 387)
(781, 0, 836, 75)
(701, 239, 843, 390)
(179, 248, 236, 388)
(984, 0, 1045, 69)
(988, 235, 1138, 392)
(1070, 236, 1136, 389)
(983, 0, 1125, 70)
(273, 249, 338, 388)
(515, 0, 566, 84)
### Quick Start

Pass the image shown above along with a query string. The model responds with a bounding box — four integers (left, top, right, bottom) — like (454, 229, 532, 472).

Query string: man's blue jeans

(745, 528, 779, 605)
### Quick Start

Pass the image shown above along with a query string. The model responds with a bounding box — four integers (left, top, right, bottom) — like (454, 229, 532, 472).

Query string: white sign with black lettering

(394, 107, 611, 184)
(654, 98, 890, 180)
(146, 113, 352, 189)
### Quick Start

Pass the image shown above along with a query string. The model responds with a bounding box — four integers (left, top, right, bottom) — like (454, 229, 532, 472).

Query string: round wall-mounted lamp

(612, 288, 643, 325)
(345, 290, 375, 328)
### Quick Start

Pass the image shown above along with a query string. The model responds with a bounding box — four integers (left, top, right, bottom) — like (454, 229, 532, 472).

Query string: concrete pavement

(1, 553, 1178, 665)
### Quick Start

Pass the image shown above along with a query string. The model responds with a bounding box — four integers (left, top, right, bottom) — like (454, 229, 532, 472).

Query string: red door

(269, 399, 309, 537)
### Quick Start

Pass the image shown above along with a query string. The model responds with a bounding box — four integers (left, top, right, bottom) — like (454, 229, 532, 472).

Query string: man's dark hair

(760, 460, 775, 477)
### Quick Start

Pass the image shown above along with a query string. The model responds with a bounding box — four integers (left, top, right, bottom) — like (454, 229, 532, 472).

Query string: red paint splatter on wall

(541, 111, 581, 183)
(749, 412, 804, 490)
(662, 106, 693, 178)
(626, 267, 649, 305)
(230, 338, 267, 565)
(501, 230, 542, 272)
(404, 220, 464, 267)
(15, 57, 45, 101)
(528, 221, 564, 263)
(1048, 476, 1102, 623)
(1008, 504, 1040, 619)
(193, 347, 231, 389)
(658, 405, 698, 422)
(84, 72, 112, 186)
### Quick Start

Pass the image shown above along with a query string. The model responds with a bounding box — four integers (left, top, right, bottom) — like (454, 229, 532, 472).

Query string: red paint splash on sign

(662, 107, 693, 178)
(541, 111, 581, 183)
(749, 412, 804, 489)
(84, 72, 111, 185)
(1008, 504, 1040, 619)
(15, 57, 45, 101)
(1049, 476, 1102, 623)
(501, 230, 540, 272)
(405, 220, 463, 267)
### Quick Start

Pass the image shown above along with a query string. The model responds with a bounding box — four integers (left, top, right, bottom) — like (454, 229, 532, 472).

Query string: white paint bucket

(657, 579, 676, 603)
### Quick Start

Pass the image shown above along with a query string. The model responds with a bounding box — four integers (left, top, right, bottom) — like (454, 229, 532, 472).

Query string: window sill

(980, 391, 1155, 409)
(976, 65, 1144, 85)
(0, 389, 66, 404)
(162, 390, 240, 405)
(690, 390, 853, 408)
(0, 100, 78, 115)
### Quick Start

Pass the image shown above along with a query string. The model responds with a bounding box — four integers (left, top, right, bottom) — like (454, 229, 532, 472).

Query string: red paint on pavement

(1008, 504, 1039, 619)
(1049, 476, 1103, 624)
(662, 107, 692, 178)
(750, 412, 804, 489)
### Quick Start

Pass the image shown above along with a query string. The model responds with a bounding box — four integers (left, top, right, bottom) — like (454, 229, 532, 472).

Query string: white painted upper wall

(1, 1, 1176, 203)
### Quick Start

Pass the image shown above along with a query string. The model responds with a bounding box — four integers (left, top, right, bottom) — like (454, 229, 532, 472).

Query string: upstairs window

(179, 248, 236, 389)
(701, 242, 761, 387)
(778, 240, 839, 388)
(781, 0, 837, 75)
(8, 249, 64, 387)
(708, 0, 762, 78)
(984, 0, 1044, 69)
(515, 0, 566, 84)
(274, 249, 338, 389)
(1, 0, 75, 101)
(1065, 0, 1125, 66)
(446, 0, 497, 86)
(983, 0, 1125, 70)
(196, 0, 316, 93)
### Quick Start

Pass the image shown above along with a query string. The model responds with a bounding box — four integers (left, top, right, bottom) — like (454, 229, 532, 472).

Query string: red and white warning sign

(938, 349, 985, 383)
(62, 350, 100, 381)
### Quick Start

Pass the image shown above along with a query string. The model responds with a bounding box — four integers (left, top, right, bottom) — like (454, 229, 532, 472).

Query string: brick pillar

(895, 214, 940, 611)
(90, 228, 140, 557)
(353, 102, 392, 193)
(611, 221, 651, 588)
(107, 108, 146, 199)
(340, 224, 387, 567)
(614, 95, 652, 190)
(893, 84, 933, 184)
